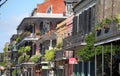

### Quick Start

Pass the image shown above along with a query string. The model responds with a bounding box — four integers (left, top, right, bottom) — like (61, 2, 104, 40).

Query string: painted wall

(96, 0, 120, 22)
(66, 15, 74, 37)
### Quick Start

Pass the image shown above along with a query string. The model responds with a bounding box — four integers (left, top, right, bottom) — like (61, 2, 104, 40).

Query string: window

(47, 5, 52, 13)
(66, 3, 73, 13)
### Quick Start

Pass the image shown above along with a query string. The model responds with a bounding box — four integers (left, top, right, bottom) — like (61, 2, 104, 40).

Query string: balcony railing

(16, 32, 36, 45)
(55, 50, 65, 61)
(96, 22, 120, 42)
(63, 33, 85, 50)
(55, 50, 73, 61)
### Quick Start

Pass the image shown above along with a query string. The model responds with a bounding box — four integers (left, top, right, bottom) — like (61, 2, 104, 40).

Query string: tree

(0, 0, 8, 7)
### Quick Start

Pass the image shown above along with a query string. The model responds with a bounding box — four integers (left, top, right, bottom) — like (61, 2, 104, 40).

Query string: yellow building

(56, 19, 67, 44)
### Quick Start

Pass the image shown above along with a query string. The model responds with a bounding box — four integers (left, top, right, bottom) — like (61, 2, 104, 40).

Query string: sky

(0, 0, 44, 52)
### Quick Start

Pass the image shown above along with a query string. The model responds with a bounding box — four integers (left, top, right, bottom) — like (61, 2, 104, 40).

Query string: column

(49, 40, 53, 50)
(82, 61, 84, 76)
(95, 47, 97, 76)
(88, 61, 90, 76)
(102, 45, 104, 76)
(110, 43, 112, 76)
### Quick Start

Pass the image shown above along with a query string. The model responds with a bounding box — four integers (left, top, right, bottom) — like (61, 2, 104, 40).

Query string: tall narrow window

(66, 2, 73, 14)
(47, 5, 52, 13)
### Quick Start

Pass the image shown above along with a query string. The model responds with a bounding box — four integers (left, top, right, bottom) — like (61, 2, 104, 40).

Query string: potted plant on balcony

(16, 35, 21, 43)
(36, 32, 41, 35)
(44, 48, 56, 61)
(56, 41, 63, 50)
(30, 53, 41, 63)
(103, 18, 111, 29)
(18, 46, 31, 64)
(95, 22, 103, 36)
(102, 18, 112, 33)
(26, 31, 31, 36)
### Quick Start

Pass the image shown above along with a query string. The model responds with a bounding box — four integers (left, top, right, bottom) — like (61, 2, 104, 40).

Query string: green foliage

(12, 69, 20, 76)
(95, 22, 103, 31)
(44, 48, 56, 61)
(36, 32, 41, 35)
(12, 69, 17, 76)
(77, 32, 95, 61)
(24, 46, 31, 52)
(0, 61, 6, 67)
(77, 30, 120, 61)
(26, 31, 31, 35)
(18, 55, 24, 64)
(18, 46, 31, 54)
(30, 54, 41, 62)
(95, 18, 112, 30)
(102, 18, 111, 25)
(114, 14, 120, 25)
(25, 55, 30, 61)
(3, 47, 8, 52)
(16, 35, 21, 42)
(56, 41, 63, 49)
(18, 47, 24, 54)
(18, 46, 31, 64)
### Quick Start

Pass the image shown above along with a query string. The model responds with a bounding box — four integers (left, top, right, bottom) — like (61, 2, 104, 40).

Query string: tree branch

(0, 0, 8, 7)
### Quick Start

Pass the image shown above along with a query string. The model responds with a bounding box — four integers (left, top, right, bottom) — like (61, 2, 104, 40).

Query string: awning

(69, 58, 78, 64)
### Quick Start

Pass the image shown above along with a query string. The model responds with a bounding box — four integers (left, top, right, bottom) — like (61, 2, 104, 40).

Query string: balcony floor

(95, 35, 120, 46)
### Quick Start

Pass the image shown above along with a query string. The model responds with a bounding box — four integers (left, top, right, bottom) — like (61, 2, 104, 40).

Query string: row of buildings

(1, 0, 120, 76)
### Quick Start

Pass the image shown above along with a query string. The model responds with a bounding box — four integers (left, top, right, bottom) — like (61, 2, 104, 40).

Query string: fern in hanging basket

(30, 54, 41, 62)
(44, 48, 56, 61)
(95, 22, 103, 31)
(102, 18, 111, 29)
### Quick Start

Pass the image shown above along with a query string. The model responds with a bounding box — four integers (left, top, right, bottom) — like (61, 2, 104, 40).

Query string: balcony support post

(110, 43, 112, 76)
(102, 45, 104, 76)
(95, 47, 97, 76)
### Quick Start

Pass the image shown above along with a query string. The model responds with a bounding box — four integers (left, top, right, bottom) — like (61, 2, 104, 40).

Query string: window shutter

(72, 16, 77, 36)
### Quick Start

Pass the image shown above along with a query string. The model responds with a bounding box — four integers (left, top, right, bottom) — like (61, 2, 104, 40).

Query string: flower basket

(103, 24, 110, 29)
(96, 29, 101, 36)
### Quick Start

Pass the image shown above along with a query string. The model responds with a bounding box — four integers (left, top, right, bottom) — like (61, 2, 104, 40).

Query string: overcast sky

(0, 0, 43, 52)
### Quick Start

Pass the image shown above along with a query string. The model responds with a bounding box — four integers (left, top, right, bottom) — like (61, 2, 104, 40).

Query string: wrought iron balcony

(55, 50, 65, 61)
(55, 50, 73, 61)
(16, 32, 38, 46)
(96, 22, 120, 43)
(63, 33, 85, 50)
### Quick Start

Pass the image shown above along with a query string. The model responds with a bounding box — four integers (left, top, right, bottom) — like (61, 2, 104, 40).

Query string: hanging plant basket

(103, 24, 110, 29)
(97, 29, 101, 36)
(104, 24, 110, 33)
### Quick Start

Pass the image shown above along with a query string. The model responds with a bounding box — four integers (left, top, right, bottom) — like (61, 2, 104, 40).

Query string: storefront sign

(42, 66, 49, 69)
(69, 58, 78, 64)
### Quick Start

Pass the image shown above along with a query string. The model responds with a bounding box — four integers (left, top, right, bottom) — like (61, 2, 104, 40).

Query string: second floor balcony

(95, 21, 120, 45)
(63, 33, 86, 50)
(16, 32, 38, 46)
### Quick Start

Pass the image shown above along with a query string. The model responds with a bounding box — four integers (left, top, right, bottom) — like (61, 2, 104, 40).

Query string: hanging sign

(69, 58, 78, 64)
